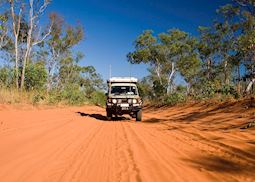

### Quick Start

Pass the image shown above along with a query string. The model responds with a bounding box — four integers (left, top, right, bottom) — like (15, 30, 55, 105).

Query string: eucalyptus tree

(160, 29, 200, 94)
(214, 4, 241, 86)
(237, 25, 255, 94)
(231, 0, 255, 94)
(45, 13, 84, 91)
(0, 13, 8, 50)
(8, 0, 23, 88)
(58, 51, 104, 97)
(128, 29, 200, 95)
(20, 0, 53, 89)
(198, 2, 243, 87)
(127, 30, 162, 81)
(198, 26, 221, 82)
(7, 0, 52, 89)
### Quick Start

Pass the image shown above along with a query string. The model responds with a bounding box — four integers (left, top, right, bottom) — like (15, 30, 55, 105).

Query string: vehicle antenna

(129, 62, 132, 79)
(109, 64, 112, 79)
(109, 64, 112, 95)
(129, 62, 132, 92)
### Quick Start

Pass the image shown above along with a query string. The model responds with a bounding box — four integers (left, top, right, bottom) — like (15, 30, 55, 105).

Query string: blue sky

(48, 0, 230, 81)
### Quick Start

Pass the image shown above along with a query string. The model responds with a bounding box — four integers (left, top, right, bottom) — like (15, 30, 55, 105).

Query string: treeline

(128, 0, 255, 105)
(0, 0, 105, 105)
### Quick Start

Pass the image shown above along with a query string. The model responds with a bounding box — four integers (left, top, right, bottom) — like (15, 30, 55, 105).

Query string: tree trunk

(9, 1, 22, 89)
(0, 26, 8, 49)
(246, 78, 255, 95)
(47, 67, 52, 93)
(167, 62, 175, 94)
(207, 58, 211, 80)
(237, 62, 241, 95)
(224, 60, 229, 85)
(155, 58, 163, 85)
(14, 36, 19, 89)
(21, 0, 34, 90)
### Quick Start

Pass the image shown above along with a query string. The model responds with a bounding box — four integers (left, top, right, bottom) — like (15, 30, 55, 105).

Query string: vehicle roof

(107, 77, 138, 83)
(110, 83, 137, 87)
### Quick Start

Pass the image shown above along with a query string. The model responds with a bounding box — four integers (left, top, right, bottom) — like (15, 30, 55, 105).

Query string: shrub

(32, 92, 46, 105)
(64, 90, 86, 105)
(0, 67, 14, 88)
(176, 85, 187, 93)
(163, 93, 187, 106)
(25, 62, 47, 91)
(201, 81, 217, 98)
(220, 84, 239, 98)
(60, 85, 87, 105)
(47, 85, 87, 105)
(48, 90, 62, 104)
(90, 91, 106, 107)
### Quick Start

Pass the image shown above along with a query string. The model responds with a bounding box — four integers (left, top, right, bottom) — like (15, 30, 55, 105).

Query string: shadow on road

(76, 112, 130, 121)
(142, 118, 166, 123)
(185, 154, 255, 175)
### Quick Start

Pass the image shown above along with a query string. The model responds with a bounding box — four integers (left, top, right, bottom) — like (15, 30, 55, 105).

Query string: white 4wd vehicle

(106, 77, 142, 121)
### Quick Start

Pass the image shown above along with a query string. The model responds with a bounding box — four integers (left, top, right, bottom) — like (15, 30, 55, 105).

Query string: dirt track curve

(0, 103, 255, 182)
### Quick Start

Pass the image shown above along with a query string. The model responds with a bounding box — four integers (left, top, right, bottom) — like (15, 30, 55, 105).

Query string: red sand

(0, 102, 254, 182)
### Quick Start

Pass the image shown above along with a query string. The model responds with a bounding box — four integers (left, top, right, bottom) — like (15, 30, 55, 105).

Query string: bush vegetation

(129, 1, 255, 105)
(1, 0, 255, 107)
(0, 1, 105, 106)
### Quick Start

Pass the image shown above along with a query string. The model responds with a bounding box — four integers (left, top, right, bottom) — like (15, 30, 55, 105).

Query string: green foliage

(1, 0, 255, 106)
(48, 85, 87, 105)
(163, 93, 187, 106)
(177, 55, 201, 85)
(46, 55, 104, 106)
(0, 4, 105, 106)
(58, 52, 104, 93)
(48, 90, 63, 104)
(32, 92, 46, 105)
(200, 81, 218, 98)
(128, 0, 255, 105)
(176, 85, 187, 93)
(194, 81, 239, 99)
(61, 85, 87, 105)
(152, 79, 167, 98)
(0, 67, 14, 87)
(25, 62, 47, 91)
(220, 84, 239, 98)
(90, 91, 106, 107)
(137, 78, 154, 99)
(128, 28, 201, 97)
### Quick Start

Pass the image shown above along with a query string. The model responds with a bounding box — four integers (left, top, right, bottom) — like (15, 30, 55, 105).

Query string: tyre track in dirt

(0, 119, 98, 181)
(57, 123, 105, 182)
(148, 124, 252, 181)
(143, 107, 255, 181)
(0, 105, 254, 182)
(125, 122, 215, 182)
(168, 127, 255, 181)
(118, 122, 142, 182)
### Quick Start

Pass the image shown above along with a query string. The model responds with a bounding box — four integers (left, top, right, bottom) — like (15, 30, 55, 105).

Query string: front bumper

(106, 103, 142, 115)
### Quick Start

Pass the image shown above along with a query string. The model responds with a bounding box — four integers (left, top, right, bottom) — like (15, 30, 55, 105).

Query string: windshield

(110, 85, 138, 96)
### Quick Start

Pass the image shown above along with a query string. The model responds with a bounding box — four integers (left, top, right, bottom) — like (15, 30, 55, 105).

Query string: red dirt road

(0, 102, 255, 182)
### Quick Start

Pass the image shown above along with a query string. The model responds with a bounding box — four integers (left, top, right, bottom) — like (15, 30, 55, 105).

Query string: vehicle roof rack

(107, 77, 138, 83)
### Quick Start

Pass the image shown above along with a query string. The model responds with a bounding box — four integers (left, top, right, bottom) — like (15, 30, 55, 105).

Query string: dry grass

(0, 88, 41, 105)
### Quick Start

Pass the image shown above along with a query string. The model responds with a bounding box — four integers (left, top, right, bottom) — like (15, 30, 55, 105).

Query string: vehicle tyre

(106, 109, 112, 120)
(136, 110, 142, 121)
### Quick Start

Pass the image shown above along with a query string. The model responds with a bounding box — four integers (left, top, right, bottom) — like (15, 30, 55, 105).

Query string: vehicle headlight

(133, 99, 137, 104)
(128, 99, 132, 104)
(118, 99, 122, 103)
(112, 99, 117, 104)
